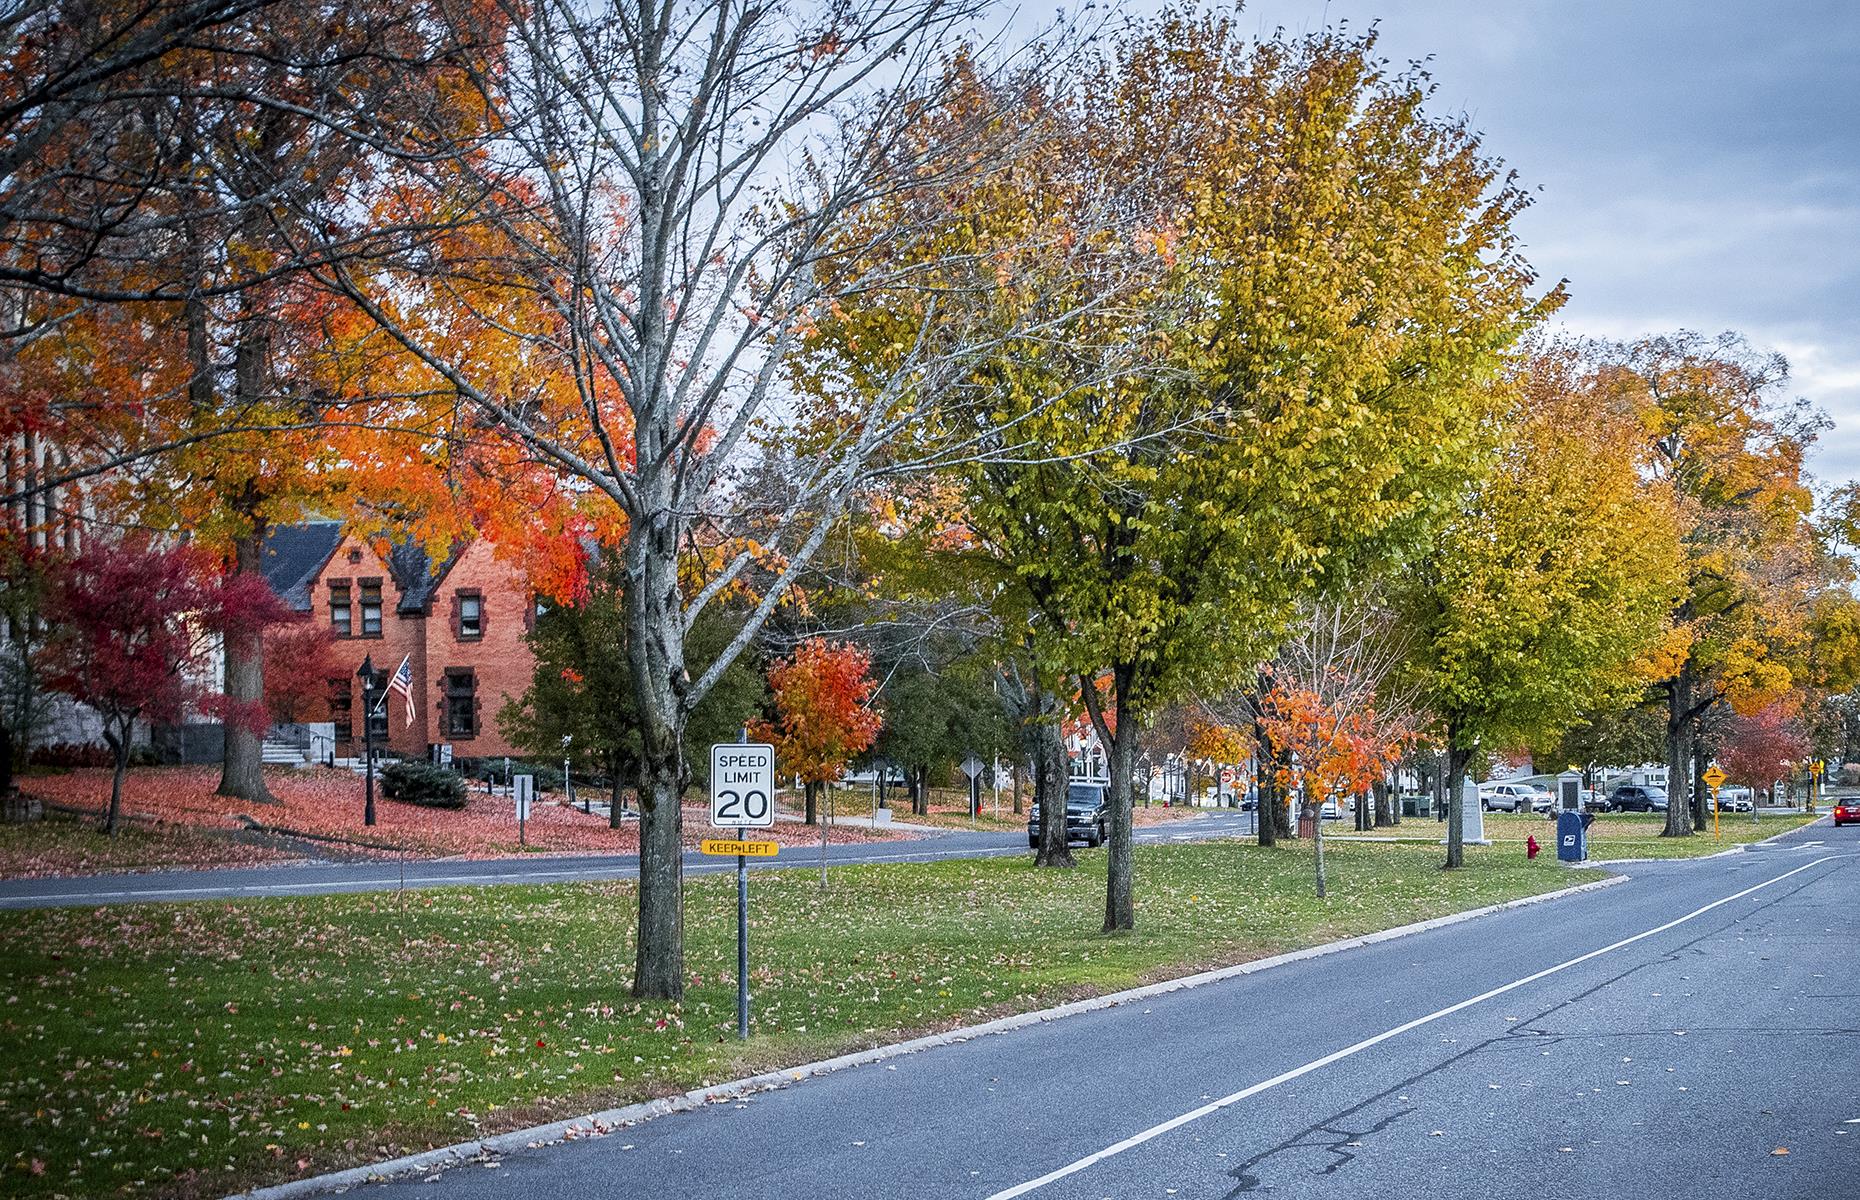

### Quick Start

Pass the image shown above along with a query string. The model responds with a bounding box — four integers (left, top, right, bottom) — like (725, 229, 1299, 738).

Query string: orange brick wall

(422, 540, 534, 759)
(307, 536, 534, 760)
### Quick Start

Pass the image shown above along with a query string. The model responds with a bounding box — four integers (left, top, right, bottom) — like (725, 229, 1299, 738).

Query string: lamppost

(358, 654, 378, 827)
(564, 734, 581, 812)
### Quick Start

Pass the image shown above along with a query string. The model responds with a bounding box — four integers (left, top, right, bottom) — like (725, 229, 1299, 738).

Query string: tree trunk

(1033, 714, 1074, 868)
(1084, 670, 1137, 933)
(104, 726, 128, 836)
(912, 767, 929, 816)
(0, 723, 12, 799)
(1662, 666, 1696, 837)
(1277, 749, 1297, 838)
(1313, 810, 1328, 898)
(633, 754, 685, 999)
(1254, 720, 1276, 848)
(625, 511, 691, 1001)
(1010, 761, 1022, 815)
(1444, 734, 1469, 869)
(217, 523, 278, 804)
(804, 779, 818, 825)
(1691, 715, 1710, 828)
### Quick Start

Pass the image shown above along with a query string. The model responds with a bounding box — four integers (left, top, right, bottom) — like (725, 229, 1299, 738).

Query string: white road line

(985, 853, 1846, 1200)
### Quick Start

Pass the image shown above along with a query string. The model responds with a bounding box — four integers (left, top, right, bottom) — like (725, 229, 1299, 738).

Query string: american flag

(383, 654, 416, 726)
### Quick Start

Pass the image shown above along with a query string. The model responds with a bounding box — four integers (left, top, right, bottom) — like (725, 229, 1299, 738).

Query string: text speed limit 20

(711, 742, 775, 828)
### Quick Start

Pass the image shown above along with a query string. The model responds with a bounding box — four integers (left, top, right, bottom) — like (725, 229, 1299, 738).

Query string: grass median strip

(1329, 811, 1820, 859)
(1468, 810, 1819, 858)
(1, 839, 1596, 1199)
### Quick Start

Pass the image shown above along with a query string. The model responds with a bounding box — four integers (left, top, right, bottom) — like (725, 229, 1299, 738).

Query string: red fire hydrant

(1526, 834, 1541, 860)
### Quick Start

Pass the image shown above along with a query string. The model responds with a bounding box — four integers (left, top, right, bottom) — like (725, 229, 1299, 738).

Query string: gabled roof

(386, 540, 462, 614)
(259, 521, 344, 612)
(260, 521, 464, 616)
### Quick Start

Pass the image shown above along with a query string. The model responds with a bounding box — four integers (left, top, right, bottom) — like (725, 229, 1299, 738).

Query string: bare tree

(1205, 593, 1422, 846)
(305, 0, 1098, 998)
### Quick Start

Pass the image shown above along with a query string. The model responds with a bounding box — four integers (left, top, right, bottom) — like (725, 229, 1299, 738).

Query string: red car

(1836, 801, 1858, 827)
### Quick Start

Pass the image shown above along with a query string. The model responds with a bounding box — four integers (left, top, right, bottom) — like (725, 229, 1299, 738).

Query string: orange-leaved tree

(750, 640, 882, 826)
(1258, 678, 1412, 898)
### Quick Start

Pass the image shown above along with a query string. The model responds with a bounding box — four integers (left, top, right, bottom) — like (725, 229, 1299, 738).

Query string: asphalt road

(351, 819, 1857, 1200)
(0, 809, 1260, 909)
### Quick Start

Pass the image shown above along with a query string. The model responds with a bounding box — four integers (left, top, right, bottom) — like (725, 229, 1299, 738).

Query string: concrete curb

(229, 871, 1626, 1199)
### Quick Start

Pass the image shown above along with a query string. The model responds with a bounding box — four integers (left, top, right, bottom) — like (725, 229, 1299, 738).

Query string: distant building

(261, 522, 537, 761)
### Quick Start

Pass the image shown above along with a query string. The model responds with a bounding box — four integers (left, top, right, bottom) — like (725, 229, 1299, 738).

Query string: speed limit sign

(710, 743, 775, 828)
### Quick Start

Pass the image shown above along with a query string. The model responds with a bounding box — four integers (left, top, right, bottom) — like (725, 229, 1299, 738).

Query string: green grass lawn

(1470, 810, 1819, 858)
(1, 840, 1595, 1198)
(1331, 809, 1819, 860)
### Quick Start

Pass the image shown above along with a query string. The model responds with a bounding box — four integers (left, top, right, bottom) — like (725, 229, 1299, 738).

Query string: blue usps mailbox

(1556, 809, 1587, 863)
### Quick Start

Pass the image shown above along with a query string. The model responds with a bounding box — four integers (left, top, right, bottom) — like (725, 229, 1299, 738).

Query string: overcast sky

(1104, 0, 1860, 483)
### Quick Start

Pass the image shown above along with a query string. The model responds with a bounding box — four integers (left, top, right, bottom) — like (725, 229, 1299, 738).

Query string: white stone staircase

(261, 738, 308, 767)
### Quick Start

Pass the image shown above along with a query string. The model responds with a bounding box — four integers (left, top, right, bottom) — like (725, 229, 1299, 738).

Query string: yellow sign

(1702, 766, 1727, 791)
(700, 839, 779, 857)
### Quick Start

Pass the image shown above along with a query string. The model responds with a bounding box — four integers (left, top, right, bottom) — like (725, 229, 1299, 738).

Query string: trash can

(1556, 810, 1587, 863)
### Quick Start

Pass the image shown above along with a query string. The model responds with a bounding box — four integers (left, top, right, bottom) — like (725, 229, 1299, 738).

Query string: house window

(360, 667, 388, 740)
(328, 678, 353, 743)
(328, 583, 352, 637)
(456, 591, 483, 640)
(444, 669, 477, 738)
(359, 579, 383, 637)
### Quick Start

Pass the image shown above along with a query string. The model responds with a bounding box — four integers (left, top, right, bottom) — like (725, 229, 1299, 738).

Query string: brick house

(260, 521, 536, 760)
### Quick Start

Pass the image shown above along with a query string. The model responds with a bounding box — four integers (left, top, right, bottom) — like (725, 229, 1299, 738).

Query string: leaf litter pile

(10, 767, 893, 876)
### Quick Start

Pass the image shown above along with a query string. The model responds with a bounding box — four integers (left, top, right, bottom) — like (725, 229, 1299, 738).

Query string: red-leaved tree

(750, 640, 882, 825)
(39, 537, 288, 833)
(262, 619, 340, 726)
(1719, 701, 1808, 803)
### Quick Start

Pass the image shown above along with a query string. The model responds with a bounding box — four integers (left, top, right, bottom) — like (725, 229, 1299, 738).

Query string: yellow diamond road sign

(1702, 766, 1727, 790)
(700, 839, 779, 857)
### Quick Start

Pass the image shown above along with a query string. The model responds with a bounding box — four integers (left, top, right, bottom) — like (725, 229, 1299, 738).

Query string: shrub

(27, 741, 167, 769)
(28, 742, 115, 769)
(380, 760, 468, 809)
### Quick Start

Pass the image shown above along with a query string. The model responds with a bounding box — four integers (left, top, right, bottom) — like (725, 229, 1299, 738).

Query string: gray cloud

(1211, 0, 1860, 480)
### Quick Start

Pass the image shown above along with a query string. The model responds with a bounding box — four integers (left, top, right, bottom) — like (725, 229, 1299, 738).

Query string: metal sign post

(1703, 765, 1726, 840)
(710, 742, 774, 1041)
(513, 774, 534, 847)
(960, 754, 985, 822)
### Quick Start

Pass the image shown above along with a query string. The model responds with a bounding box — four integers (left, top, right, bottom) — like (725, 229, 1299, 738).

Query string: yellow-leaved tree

(1400, 344, 1685, 866)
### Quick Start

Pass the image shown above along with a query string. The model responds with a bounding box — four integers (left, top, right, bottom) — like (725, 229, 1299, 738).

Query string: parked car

(1479, 782, 1553, 813)
(1027, 781, 1110, 848)
(1836, 800, 1858, 827)
(1608, 783, 1669, 812)
(1717, 786, 1754, 813)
